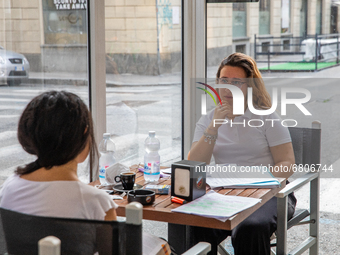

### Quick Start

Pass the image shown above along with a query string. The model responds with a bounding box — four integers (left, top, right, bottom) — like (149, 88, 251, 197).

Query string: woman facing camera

(190, 53, 297, 255)
(0, 91, 117, 221)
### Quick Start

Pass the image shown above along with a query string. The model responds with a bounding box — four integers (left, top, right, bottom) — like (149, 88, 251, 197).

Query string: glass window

(281, 0, 290, 33)
(0, 0, 90, 184)
(300, 0, 307, 37)
(207, 2, 231, 76)
(104, 0, 182, 168)
(316, 0, 322, 34)
(232, 3, 247, 38)
(259, 0, 270, 35)
(42, 1, 87, 44)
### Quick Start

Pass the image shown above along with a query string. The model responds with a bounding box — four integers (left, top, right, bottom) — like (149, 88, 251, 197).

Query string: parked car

(0, 46, 30, 86)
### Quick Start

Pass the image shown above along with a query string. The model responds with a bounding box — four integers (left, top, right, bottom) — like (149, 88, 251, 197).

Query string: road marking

(0, 144, 23, 158)
(0, 105, 26, 110)
(0, 131, 17, 140)
(0, 98, 30, 103)
(0, 115, 20, 118)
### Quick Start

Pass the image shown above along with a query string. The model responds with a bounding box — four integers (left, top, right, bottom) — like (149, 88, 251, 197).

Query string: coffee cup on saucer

(114, 172, 136, 190)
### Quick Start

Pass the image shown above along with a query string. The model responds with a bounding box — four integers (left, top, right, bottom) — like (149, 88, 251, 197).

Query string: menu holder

(171, 160, 206, 201)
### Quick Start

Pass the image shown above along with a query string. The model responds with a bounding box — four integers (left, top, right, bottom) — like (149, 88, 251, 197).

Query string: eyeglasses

(217, 78, 247, 88)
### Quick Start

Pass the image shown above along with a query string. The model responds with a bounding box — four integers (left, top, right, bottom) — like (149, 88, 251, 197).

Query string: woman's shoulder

(76, 181, 111, 200)
(76, 182, 118, 213)
(1, 174, 26, 190)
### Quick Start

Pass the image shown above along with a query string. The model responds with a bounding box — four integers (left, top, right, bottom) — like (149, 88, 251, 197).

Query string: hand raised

(211, 102, 233, 129)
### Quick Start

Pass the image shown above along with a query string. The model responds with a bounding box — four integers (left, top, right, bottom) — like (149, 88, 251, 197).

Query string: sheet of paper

(143, 232, 171, 255)
(205, 165, 280, 189)
(172, 190, 261, 222)
(160, 168, 171, 174)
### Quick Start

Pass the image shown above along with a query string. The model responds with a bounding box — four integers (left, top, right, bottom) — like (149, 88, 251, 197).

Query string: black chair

(0, 201, 211, 255)
(273, 121, 321, 255)
(0, 202, 143, 255)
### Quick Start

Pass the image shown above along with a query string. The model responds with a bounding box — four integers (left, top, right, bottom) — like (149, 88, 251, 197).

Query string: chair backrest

(0, 205, 142, 255)
(288, 121, 321, 166)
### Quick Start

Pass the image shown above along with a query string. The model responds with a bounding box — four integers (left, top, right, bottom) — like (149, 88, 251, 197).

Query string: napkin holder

(171, 160, 206, 201)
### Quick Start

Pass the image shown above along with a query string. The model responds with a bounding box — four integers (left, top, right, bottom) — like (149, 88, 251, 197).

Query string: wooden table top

(92, 165, 286, 231)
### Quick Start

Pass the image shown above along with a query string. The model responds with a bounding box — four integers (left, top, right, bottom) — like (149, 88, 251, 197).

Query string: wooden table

(93, 166, 286, 254)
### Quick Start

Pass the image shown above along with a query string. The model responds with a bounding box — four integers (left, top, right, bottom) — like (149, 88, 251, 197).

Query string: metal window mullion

(183, 0, 206, 158)
(88, 0, 106, 182)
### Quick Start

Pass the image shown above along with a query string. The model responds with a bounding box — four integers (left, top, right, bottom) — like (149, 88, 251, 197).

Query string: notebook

(204, 165, 281, 189)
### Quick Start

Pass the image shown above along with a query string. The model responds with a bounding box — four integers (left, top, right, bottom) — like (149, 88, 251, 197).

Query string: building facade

(0, 0, 333, 74)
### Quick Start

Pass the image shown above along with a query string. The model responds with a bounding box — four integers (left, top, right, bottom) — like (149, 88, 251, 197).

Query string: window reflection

(259, 0, 270, 35)
(0, 0, 89, 184)
(281, 0, 290, 34)
(233, 3, 247, 38)
(104, 0, 182, 167)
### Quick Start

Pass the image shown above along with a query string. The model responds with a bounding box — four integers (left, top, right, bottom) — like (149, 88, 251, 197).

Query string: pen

(171, 196, 187, 205)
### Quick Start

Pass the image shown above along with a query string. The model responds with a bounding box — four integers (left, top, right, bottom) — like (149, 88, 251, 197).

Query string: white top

(193, 108, 291, 166)
(0, 174, 118, 220)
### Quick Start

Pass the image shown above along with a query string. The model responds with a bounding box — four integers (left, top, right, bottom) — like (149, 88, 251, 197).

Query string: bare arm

(190, 125, 217, 164)
(269, 142, 295, 179)
(104, 208, 117, 221)
(190, 102, 234, 164)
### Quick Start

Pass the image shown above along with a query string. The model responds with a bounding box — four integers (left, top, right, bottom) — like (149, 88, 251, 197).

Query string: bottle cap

(103, 133, 111, 138)
(149, 131, 156, 137)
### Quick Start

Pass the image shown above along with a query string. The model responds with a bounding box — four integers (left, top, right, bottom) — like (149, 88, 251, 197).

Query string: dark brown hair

(216, 52, 271, 109)
(16, 91, 98, 175)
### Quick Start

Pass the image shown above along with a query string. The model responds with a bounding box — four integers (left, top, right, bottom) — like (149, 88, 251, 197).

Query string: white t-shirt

(193, 108, 292, 166)
(0, 174, 117, 220)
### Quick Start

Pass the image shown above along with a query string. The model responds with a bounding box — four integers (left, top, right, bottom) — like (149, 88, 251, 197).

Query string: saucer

(112, 183, 143, 193)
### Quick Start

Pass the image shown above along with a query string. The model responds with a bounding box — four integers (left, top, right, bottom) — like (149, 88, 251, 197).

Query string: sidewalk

(28, 71, 181, 87)
(28, 59, 340, 87)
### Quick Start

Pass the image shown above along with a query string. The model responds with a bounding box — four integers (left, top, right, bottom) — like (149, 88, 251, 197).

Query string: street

(0, 84, 181, 183)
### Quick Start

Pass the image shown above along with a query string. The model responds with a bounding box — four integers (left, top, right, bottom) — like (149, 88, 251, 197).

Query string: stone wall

(207, 3, 233, 66)
(0, 0, 42, 54)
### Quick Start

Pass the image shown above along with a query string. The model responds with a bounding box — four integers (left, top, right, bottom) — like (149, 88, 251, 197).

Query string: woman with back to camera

(0, 90, 117, 221)
(190, 53, 297, 255)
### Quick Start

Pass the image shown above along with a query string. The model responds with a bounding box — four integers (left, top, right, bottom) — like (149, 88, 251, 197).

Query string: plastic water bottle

(99, 133, 116, 185)
(144, 131, 160, 182)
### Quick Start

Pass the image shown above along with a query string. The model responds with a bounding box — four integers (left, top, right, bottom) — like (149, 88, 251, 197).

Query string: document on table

(206, 165, 281, 189)
(171, 190, 261, 222)
(143, 232, 171, 255)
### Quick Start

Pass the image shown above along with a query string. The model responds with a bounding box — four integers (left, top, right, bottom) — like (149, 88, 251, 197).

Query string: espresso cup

(114, 172, 136, 190)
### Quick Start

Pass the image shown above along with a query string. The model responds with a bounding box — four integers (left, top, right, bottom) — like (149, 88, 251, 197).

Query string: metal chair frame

(274, 121, 321, 255)
(218, 121, 321, 255)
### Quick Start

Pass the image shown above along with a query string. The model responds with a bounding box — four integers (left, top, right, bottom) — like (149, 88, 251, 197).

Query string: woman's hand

(211, 101, 236, 129)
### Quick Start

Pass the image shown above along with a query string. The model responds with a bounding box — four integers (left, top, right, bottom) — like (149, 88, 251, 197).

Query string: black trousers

(191, 193, 297, 255)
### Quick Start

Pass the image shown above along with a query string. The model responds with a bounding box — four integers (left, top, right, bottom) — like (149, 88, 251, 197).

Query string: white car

(0, 46, 30, 86)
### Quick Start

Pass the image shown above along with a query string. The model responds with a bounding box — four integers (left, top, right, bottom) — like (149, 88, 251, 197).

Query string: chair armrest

(38, 236, 61, 255)
(276, 172, 319, 198)
(182, 242, 211, 255)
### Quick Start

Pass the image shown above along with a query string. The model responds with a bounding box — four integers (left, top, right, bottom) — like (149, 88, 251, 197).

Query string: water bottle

(144, 131, 160, 182)
(99, 133, 116, 185)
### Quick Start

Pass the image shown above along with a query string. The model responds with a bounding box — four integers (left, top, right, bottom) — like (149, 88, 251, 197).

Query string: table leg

(168, 223, 195, 254)
(168, 224, 229, 255)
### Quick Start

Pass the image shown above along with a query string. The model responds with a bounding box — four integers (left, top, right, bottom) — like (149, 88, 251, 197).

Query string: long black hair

(16, 90, 98, 175)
